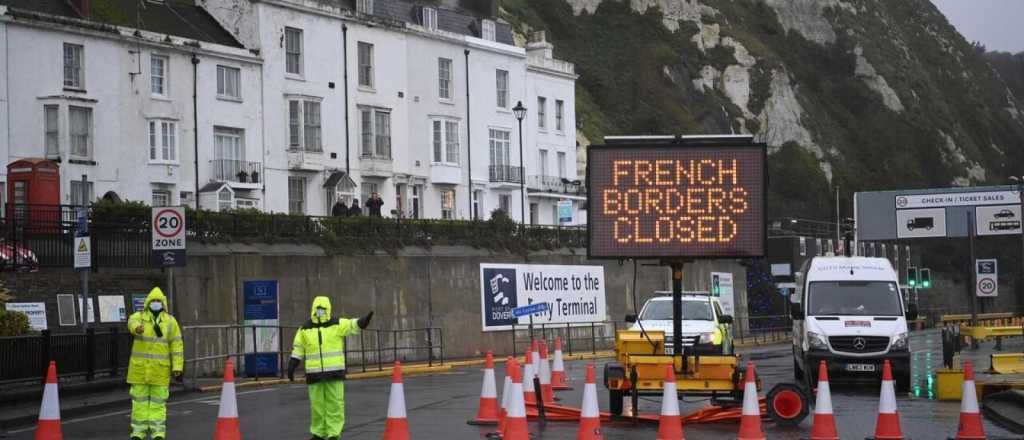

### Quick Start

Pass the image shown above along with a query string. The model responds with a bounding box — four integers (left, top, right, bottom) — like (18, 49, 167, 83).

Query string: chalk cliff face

(503, 0, 1024, 218)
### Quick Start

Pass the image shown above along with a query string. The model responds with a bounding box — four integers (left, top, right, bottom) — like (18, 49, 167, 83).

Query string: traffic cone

(737, 362, 765, 440)
(34, 361, 62, 440)
(576, 363, 603, 440)
(496, 357, 513, 434)
(551, 337, 571, 390)
(810, 361, 838, 440)
(657, 364, 684, 440)
(503, 358, 530, 440)
(954, 360, 986, 440)
(213, 359, 241, 440)
(383, 361, 411, 440)
(870, 360, 904, 440)
(530, 339, 541, 379)
(469, 351, 500, 425)
(523, 349, 537, 405)
(539, 341, 555, 404)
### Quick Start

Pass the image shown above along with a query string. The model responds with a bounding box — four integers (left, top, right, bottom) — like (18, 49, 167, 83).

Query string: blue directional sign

(512, 302, 549, 318)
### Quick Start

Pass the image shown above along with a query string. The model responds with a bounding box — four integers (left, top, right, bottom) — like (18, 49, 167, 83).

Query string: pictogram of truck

(906, 217, 934, 231)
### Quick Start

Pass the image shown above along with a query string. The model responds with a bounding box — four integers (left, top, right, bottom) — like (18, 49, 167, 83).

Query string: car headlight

(891, 332, 909, 349)
(699, 332, 715, 344)
(807, 332, 828, 350)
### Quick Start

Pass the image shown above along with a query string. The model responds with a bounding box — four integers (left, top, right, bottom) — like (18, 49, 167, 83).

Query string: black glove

(173, 372, 183, 383)
(288, 358, 300, 382)
(357, 311, 374, 329)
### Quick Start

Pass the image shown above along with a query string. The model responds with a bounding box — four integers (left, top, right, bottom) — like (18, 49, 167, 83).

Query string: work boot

(131, 437, 143, 440)
(309, 436, 325, 440)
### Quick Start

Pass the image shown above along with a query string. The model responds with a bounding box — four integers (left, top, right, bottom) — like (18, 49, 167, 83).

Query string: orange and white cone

(469, 351, 501, 425)
(576, 363, 603, 440)
(530, 339, 542, 379)
(737, 362, 765, 440)
(657, 364, 684, 440)
(871, 360, 904, 440)
(383, 361, 411, 440)
(34, 361, 62, 440)
(523, 350, 537, 406)
(213, 359, 241, 440)
(551, 337, 571, 390)
(539, 341, 555, 404)
(954, 360, 986, 440)
(496, 357, 513, 434)
(810, 361, 838, 440)
(503, 358, 530, 440)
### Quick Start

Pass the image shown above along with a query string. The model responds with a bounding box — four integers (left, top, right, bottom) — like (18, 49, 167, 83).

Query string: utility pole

(77, 174, 90, 331)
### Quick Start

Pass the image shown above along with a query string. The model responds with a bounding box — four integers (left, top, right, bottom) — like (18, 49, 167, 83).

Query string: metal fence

(510, 321, 624, 356)
(182, 324, 445, 387)
(0, 329, 132, 386)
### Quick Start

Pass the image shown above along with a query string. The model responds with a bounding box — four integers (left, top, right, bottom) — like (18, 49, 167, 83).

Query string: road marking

(6, 388, 278, 434)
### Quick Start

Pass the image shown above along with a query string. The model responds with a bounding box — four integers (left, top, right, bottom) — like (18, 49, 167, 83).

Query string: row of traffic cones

(32, 359, 243, 440)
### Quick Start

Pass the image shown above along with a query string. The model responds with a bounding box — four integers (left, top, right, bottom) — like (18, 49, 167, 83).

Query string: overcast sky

(930, 0, 1024, 53)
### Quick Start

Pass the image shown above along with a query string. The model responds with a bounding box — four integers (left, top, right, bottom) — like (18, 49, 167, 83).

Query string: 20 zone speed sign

(152, 207, 186, 250)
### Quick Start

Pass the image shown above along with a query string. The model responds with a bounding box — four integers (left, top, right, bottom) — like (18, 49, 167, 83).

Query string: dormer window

(481, 19, 496, 41)
(422, 7, 438, 31)
(357, 0, 373, 14)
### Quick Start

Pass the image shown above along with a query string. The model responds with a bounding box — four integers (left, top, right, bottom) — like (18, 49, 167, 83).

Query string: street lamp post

(1011, 176, 1024, 313)
(513, 101, 527, 226)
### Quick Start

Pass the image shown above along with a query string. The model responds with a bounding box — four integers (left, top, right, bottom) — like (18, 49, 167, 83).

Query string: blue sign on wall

(243, 280, 279, 377)
(482, 268, 518, 329)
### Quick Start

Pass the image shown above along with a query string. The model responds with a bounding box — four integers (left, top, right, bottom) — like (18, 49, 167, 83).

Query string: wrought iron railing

(489, 165, 523, 184)
(210, 159, 262, 183)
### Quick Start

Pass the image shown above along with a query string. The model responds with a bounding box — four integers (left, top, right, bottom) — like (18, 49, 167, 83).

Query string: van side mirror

(624, 314, 637, 323)
(905, 303, 919, 321)
(719, 315, 733, 325)
(790, 302, 804, 320)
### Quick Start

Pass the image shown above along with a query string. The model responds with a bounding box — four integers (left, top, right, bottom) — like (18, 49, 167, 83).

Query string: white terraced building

(0, 0, 583, 225)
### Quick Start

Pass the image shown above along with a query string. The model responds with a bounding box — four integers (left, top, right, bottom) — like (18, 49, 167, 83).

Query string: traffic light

(908, 266, 918, 288)
(711, 274, 721, 296)
(920, 268, 932, 289)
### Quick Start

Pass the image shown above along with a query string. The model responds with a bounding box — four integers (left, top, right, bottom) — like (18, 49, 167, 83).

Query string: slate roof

(0, 0, 243, 48)
(367, 0, 514, 45)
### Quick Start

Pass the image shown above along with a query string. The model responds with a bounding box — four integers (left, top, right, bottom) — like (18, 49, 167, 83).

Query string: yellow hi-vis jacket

(126, 287, 184, 385)
(291, 296, 360, 383)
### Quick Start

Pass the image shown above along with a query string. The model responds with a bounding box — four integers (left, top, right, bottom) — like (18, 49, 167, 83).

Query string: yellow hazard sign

(74, 237, 91, 268)
(77, 239, 88, 252)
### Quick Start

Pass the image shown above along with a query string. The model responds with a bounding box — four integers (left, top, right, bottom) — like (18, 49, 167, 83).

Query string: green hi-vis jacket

(126, 287, 184, 385)
(291, 296, 361, 383)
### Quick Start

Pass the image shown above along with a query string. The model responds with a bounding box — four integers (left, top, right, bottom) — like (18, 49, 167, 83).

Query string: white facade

(0, 5, 263, 211)
(0, 0, 580, 224)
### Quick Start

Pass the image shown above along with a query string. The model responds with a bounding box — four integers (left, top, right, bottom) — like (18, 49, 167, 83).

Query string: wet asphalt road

(4, 329, 1021, 439)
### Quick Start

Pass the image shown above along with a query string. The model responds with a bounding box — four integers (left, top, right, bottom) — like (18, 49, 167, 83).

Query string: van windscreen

(640, 301, 713, 321)
(808, 281, 902, 316)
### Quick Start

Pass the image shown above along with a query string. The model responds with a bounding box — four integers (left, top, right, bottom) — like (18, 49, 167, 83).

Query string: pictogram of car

(994, 209, 1016, 219)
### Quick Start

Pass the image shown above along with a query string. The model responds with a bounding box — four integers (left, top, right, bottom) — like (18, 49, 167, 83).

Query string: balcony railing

(489, 165, 523, 184)
(211, 159, 262, 184)
(527, 175, 585, 195)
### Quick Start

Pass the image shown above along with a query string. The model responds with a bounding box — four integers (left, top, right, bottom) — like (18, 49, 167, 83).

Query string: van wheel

(609, 389, 623, 416)
(794, 359, 804, 381)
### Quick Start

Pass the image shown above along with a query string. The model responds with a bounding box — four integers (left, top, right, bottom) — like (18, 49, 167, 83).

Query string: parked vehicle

(0, 240, 39, 272)
(625, 292, 733, 355)
(791, 256, 916, 392)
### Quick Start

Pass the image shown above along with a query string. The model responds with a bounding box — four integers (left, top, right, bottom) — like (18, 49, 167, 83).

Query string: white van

(791, 256, 917, 391)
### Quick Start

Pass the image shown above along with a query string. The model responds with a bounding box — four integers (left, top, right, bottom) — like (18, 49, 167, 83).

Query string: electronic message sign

(587, 141, 766, 259)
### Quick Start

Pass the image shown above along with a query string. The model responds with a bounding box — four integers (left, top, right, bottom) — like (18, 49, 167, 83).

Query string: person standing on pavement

(348, 199, 362, 217)
(331, 199, 349, 217)
(366, 192, 384, 218)
(289, 296, 374, 440)
(126, 287, 184, 440)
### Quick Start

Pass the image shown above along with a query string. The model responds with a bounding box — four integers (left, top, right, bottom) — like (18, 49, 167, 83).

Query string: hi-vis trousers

(309, 380, 345, 438)
(130, 384, 169, 439)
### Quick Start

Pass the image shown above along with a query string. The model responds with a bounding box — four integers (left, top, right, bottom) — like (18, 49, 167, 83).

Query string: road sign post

(152, 207, 187, 313)
(75, 185, 90, 331)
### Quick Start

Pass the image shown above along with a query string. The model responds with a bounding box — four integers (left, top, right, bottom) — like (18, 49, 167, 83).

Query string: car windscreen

(639, 300, 713, 321)
(808, 281, 902, 316)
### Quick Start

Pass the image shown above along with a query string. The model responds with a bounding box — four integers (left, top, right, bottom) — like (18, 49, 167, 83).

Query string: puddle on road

(911, 336, 938, 399)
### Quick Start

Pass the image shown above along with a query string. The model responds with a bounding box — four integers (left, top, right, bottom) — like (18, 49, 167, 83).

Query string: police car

(625, 292, 734, 355)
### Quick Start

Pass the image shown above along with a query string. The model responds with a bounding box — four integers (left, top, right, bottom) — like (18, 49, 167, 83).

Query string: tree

(0, 279, 30, 336)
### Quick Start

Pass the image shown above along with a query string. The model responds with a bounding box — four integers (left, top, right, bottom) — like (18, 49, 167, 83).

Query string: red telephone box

(6, 158, 61, 228)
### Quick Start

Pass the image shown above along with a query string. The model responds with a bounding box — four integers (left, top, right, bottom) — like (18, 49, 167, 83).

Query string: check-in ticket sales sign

(588, 145, 766, 259)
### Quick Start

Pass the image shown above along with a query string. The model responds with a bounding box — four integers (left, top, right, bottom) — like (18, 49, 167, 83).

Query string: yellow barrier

(960, 326, 1023, 341)
(939, 313, 1020, 325)
(990, 353, 1024, 374)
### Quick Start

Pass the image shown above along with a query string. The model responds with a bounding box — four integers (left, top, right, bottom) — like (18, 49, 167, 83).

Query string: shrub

(0, 309, 30, 337)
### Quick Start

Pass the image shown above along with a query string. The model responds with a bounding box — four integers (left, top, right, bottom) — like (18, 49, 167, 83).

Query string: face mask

(149, 302, 163, 312)
(316, 308, 326, 318)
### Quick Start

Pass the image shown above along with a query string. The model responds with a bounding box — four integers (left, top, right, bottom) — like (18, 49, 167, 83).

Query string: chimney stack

(527, 31, 554, 60)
